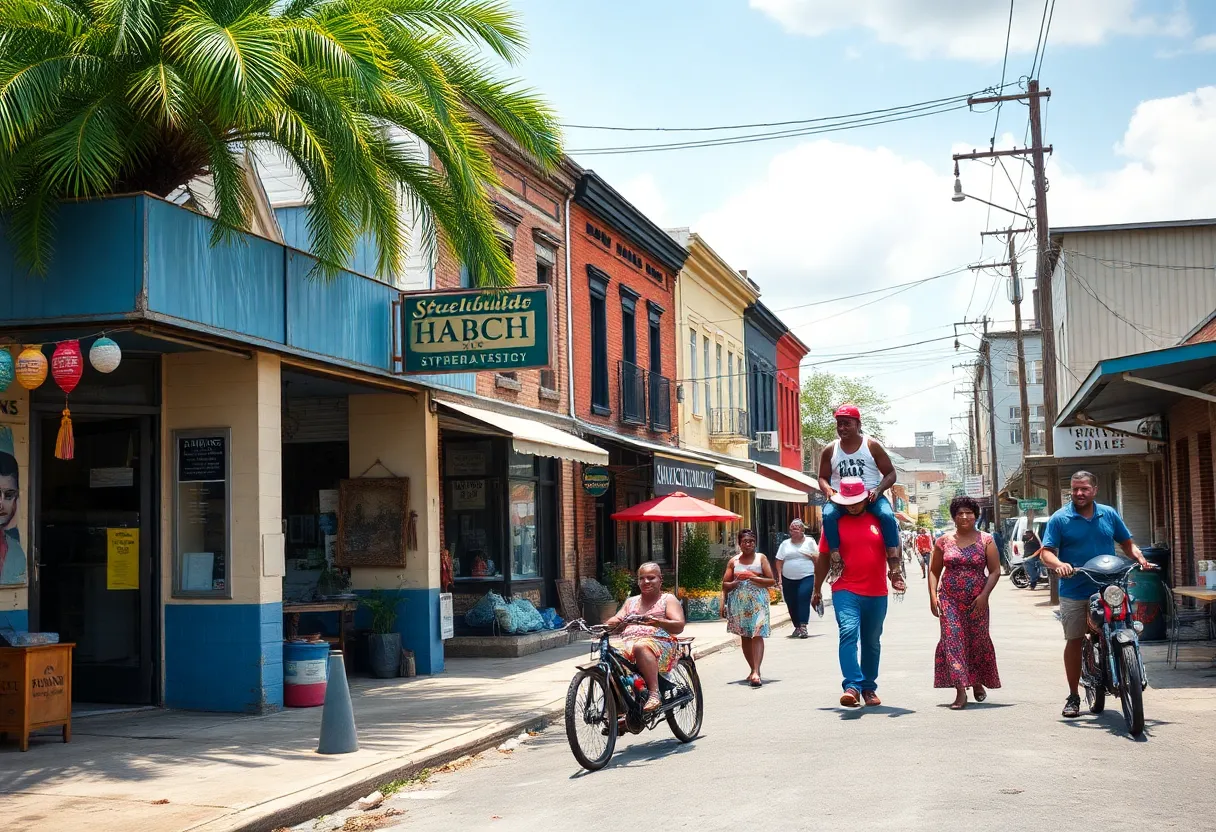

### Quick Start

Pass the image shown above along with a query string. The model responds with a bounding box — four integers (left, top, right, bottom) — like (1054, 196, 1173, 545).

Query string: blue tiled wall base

(0, 609, 29, 632)
(165, 603, 284, 713)
(354, 589, 443, 675)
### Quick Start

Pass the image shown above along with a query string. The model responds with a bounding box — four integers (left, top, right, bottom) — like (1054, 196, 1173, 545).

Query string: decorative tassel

(55, 408, 74, 460)
(407, 510, 418, 552)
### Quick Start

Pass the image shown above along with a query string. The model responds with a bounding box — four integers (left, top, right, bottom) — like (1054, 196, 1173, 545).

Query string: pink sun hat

(831, 476, 870, 506)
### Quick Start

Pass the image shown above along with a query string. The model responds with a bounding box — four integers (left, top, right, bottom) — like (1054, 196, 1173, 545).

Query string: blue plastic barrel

(284, 640, 330, 707)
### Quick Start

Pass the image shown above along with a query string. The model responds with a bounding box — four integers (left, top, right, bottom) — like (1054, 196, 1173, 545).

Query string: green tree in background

(800, 369, 891, 443)
(916, 512, 935, 530)
(0, 0, 560, 282)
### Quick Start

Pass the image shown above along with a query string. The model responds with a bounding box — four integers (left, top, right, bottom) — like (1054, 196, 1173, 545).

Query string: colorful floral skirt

(621, 634, 681, 673)
(726, 581, 771, 638)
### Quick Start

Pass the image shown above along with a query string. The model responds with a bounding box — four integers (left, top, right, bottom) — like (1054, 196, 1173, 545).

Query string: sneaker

(798, 627, 810, 640)
(840, 688, 861, 707)
(1062, 694, 1081, 718)
(862, 690, 882, 707)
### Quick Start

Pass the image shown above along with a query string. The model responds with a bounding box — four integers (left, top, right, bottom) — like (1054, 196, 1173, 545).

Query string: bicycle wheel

(1118, 642, 1145, 737)
(564, 669, 617, 771)
(666, 658, 703, 743)
(1081, 638, 1105, 714)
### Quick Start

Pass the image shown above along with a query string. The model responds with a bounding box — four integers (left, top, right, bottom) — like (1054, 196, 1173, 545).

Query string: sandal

(974, 687, 988, 703)
(643, 692, 662, 712)
(949, 700, 967, 710)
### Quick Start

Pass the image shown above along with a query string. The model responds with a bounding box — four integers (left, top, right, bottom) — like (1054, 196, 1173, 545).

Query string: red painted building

(776, 331, 809, 472)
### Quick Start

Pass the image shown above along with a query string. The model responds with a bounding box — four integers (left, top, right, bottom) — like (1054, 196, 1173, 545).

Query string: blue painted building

(0, 195, 447, 713)
(743, 301, 789, 558)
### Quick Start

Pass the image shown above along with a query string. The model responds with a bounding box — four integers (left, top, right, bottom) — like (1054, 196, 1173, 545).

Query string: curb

(204, 613, 793, 832)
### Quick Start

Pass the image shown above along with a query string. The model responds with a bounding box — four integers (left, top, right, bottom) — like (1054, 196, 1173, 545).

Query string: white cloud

(616, 173, 671, 228)
(686, 85, 1216, 441)
(1194, 33, 1216, 51)
(751, 0, 1188, 61)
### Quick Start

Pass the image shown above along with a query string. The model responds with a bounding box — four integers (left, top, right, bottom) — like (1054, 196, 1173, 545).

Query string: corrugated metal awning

(437, 400, 609, 466)
(715, 463, 807, 504)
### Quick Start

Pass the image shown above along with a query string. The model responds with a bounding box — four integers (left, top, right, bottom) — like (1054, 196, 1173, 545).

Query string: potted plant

(677, 528, 724, 621)
(605, 565, 634, 604)
(361, 590, 401, 678)
(579, 578, 618, 625)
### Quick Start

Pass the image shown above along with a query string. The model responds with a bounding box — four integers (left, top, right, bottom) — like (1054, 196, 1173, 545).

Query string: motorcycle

(1073, 555, 1153, 737)
(563, 618, 704, 771)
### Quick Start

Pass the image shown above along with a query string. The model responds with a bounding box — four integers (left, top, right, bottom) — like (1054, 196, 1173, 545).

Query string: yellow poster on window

(107, 528, 139, 590)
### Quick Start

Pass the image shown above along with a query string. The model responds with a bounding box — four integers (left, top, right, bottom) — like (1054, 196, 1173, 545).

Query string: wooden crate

(0, 643, 74, 752)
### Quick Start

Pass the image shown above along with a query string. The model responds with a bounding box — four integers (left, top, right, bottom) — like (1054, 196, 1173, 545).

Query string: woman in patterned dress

(604, 562, 686, 711)
(929, 496, 1002, 709)
(723, 529, 775, 687)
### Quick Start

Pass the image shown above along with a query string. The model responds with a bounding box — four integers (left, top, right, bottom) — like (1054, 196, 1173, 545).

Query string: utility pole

(1007, 230, 1033, 501)
(982, 318, 1001, 533)
(955, 80, 1059, 599)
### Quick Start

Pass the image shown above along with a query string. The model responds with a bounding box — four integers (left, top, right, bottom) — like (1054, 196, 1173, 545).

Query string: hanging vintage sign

(1052, 419, 1160, 458)
(399, 285, 552, 374)
(653, 455, 716, 499)
(582, 466, 611, 496)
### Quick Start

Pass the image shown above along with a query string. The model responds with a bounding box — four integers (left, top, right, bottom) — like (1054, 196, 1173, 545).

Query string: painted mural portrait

(0, 426, 27, 587)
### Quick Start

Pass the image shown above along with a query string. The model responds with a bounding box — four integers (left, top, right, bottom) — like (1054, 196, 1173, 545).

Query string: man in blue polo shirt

(1039, 470, 1150, 719)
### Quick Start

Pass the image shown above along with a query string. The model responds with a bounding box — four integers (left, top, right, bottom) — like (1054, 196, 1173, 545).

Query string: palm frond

(40, 94, 133, 195)
(371, 0, 525, 63)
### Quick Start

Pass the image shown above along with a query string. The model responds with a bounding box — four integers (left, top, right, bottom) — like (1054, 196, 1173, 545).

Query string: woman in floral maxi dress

(929, 496, 1002, 709)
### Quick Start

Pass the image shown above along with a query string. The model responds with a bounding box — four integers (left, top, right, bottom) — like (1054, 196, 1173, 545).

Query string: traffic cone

(317, 651, 358, 754)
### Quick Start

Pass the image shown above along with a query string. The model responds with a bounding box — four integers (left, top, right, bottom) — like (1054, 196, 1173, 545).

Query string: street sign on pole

(1018, 498, 1048, 513)
(964, 475, 985, 498)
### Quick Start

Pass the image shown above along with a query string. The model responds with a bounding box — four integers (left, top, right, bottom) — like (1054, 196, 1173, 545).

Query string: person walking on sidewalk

(775, 519, 818, 639)
(723, 529, 774, 687)
(812, 477, 907, 708)
(817, 405, 902, 577)
(929, 496, 1002, 710)
(1038, 470, 1152, 719)
(1022, 524, 1044, 590)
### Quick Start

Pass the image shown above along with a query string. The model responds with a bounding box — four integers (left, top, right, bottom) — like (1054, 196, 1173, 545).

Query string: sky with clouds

(503, 0, 1216, 447)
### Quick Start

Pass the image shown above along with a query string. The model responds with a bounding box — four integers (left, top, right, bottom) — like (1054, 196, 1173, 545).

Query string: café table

(1170, 586, 1216, 664)
(282, 599, 360, 656)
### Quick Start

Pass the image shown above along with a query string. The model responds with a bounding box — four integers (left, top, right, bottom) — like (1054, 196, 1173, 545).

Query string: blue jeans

(832, 589, 888, 692)
(1024, 555, 1042, 588)
(782, 574, 814, 627)
(822, 495, 900, 549)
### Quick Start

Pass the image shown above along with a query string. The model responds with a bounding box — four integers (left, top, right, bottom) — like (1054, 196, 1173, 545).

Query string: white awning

(715, 463, 808, 504)
(437, 400, 609, 465)
(757, 463, 823, 494)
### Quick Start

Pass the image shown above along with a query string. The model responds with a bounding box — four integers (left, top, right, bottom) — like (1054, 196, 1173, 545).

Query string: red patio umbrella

(612, 492, 741, 594)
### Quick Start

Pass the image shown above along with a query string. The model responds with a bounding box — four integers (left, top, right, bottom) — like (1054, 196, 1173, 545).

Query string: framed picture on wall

(336, 478, 410, 568)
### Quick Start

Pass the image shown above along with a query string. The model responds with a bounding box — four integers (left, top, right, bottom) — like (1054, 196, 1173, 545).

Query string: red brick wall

(1184, 315, 1216, 345)
(1168, 396, 1216, 584)
(569, 202, 679, 440)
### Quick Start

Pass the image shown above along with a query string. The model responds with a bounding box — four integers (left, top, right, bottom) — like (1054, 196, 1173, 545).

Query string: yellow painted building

(670, 229, 761, 553)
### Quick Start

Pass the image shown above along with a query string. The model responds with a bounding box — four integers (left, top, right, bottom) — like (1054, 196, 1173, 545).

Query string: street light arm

(955, 193, 1032, 220)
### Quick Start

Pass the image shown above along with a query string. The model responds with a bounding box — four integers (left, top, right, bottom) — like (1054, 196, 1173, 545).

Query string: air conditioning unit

(755, 431, 779, 452)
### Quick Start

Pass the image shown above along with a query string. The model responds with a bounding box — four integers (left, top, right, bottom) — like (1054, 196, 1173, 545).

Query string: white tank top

(830, 438, 882, 490)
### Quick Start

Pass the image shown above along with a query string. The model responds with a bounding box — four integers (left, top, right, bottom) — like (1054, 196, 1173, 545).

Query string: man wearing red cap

(816, 404, 901, 568)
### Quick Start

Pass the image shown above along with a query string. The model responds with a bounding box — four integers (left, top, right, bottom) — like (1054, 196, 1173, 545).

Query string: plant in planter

(677, 528, 724, 620)
(361, 590, 402, 679)
(316, 566, 351, 599)
(579, 578, 617, 625)
(604, 566, 634, 604)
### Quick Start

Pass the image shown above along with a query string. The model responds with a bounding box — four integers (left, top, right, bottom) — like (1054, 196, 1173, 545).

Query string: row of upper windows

(685, 326, 746, 417)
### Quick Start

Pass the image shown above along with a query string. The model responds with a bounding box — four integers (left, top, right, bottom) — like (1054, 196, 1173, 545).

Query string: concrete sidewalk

(0, 612, 789, 832)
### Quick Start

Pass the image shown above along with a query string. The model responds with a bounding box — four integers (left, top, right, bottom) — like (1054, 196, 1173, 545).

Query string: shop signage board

(1018, 498, 1048, 513)
(173, 429, 231, 598)
(964, 475, 985, 498)
(582, 466, 611, 496)
(1052, 420, 1158, 458)
(399, 285, 552, 374)
(653, 454, 716, 499)
(439, 593, 454, 640)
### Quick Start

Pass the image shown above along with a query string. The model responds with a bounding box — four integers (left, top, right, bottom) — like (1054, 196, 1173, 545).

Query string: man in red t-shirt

(915, 530, 932, 578)
(812, 477, 906, 708)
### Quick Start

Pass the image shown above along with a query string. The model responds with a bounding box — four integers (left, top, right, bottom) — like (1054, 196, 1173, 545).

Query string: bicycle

(563, 618, 704, 771)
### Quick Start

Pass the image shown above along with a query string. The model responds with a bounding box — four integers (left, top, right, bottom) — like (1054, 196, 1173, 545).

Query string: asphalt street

(353, 575, 1216, 832)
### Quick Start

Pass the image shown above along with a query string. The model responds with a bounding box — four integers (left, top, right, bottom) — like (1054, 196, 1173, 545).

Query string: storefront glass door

(35, 416, 156, 705)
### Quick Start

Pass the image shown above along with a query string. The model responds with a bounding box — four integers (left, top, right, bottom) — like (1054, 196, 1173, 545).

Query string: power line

(1029, 0, 1051, 77)
(568, 100, 973, 156)
(991, 0, 1016, 146)
(1033, 0, 1057, 79)
(561, 90, 990, 133)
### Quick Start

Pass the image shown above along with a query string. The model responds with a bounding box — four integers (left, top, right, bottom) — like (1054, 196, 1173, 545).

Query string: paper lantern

(0, 347, 13, 392)
(15, 345, 47, 390)
(50, 340, 83, 461)
(89, 336, 122, 374)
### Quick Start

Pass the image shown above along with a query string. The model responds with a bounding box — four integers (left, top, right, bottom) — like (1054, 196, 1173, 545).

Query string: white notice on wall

(1053, 420, 1154, 458)
(450, 479, 486, 510)
(318, 489, 339, 514)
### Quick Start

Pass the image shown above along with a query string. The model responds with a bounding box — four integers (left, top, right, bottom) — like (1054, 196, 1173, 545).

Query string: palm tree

(0, 0, 560, 285)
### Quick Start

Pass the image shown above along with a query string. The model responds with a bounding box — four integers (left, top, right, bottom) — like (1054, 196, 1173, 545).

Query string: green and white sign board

(582, 466, 611, 497)
(401, 285, 552, 374)
(1018, 498, 1048, 512)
